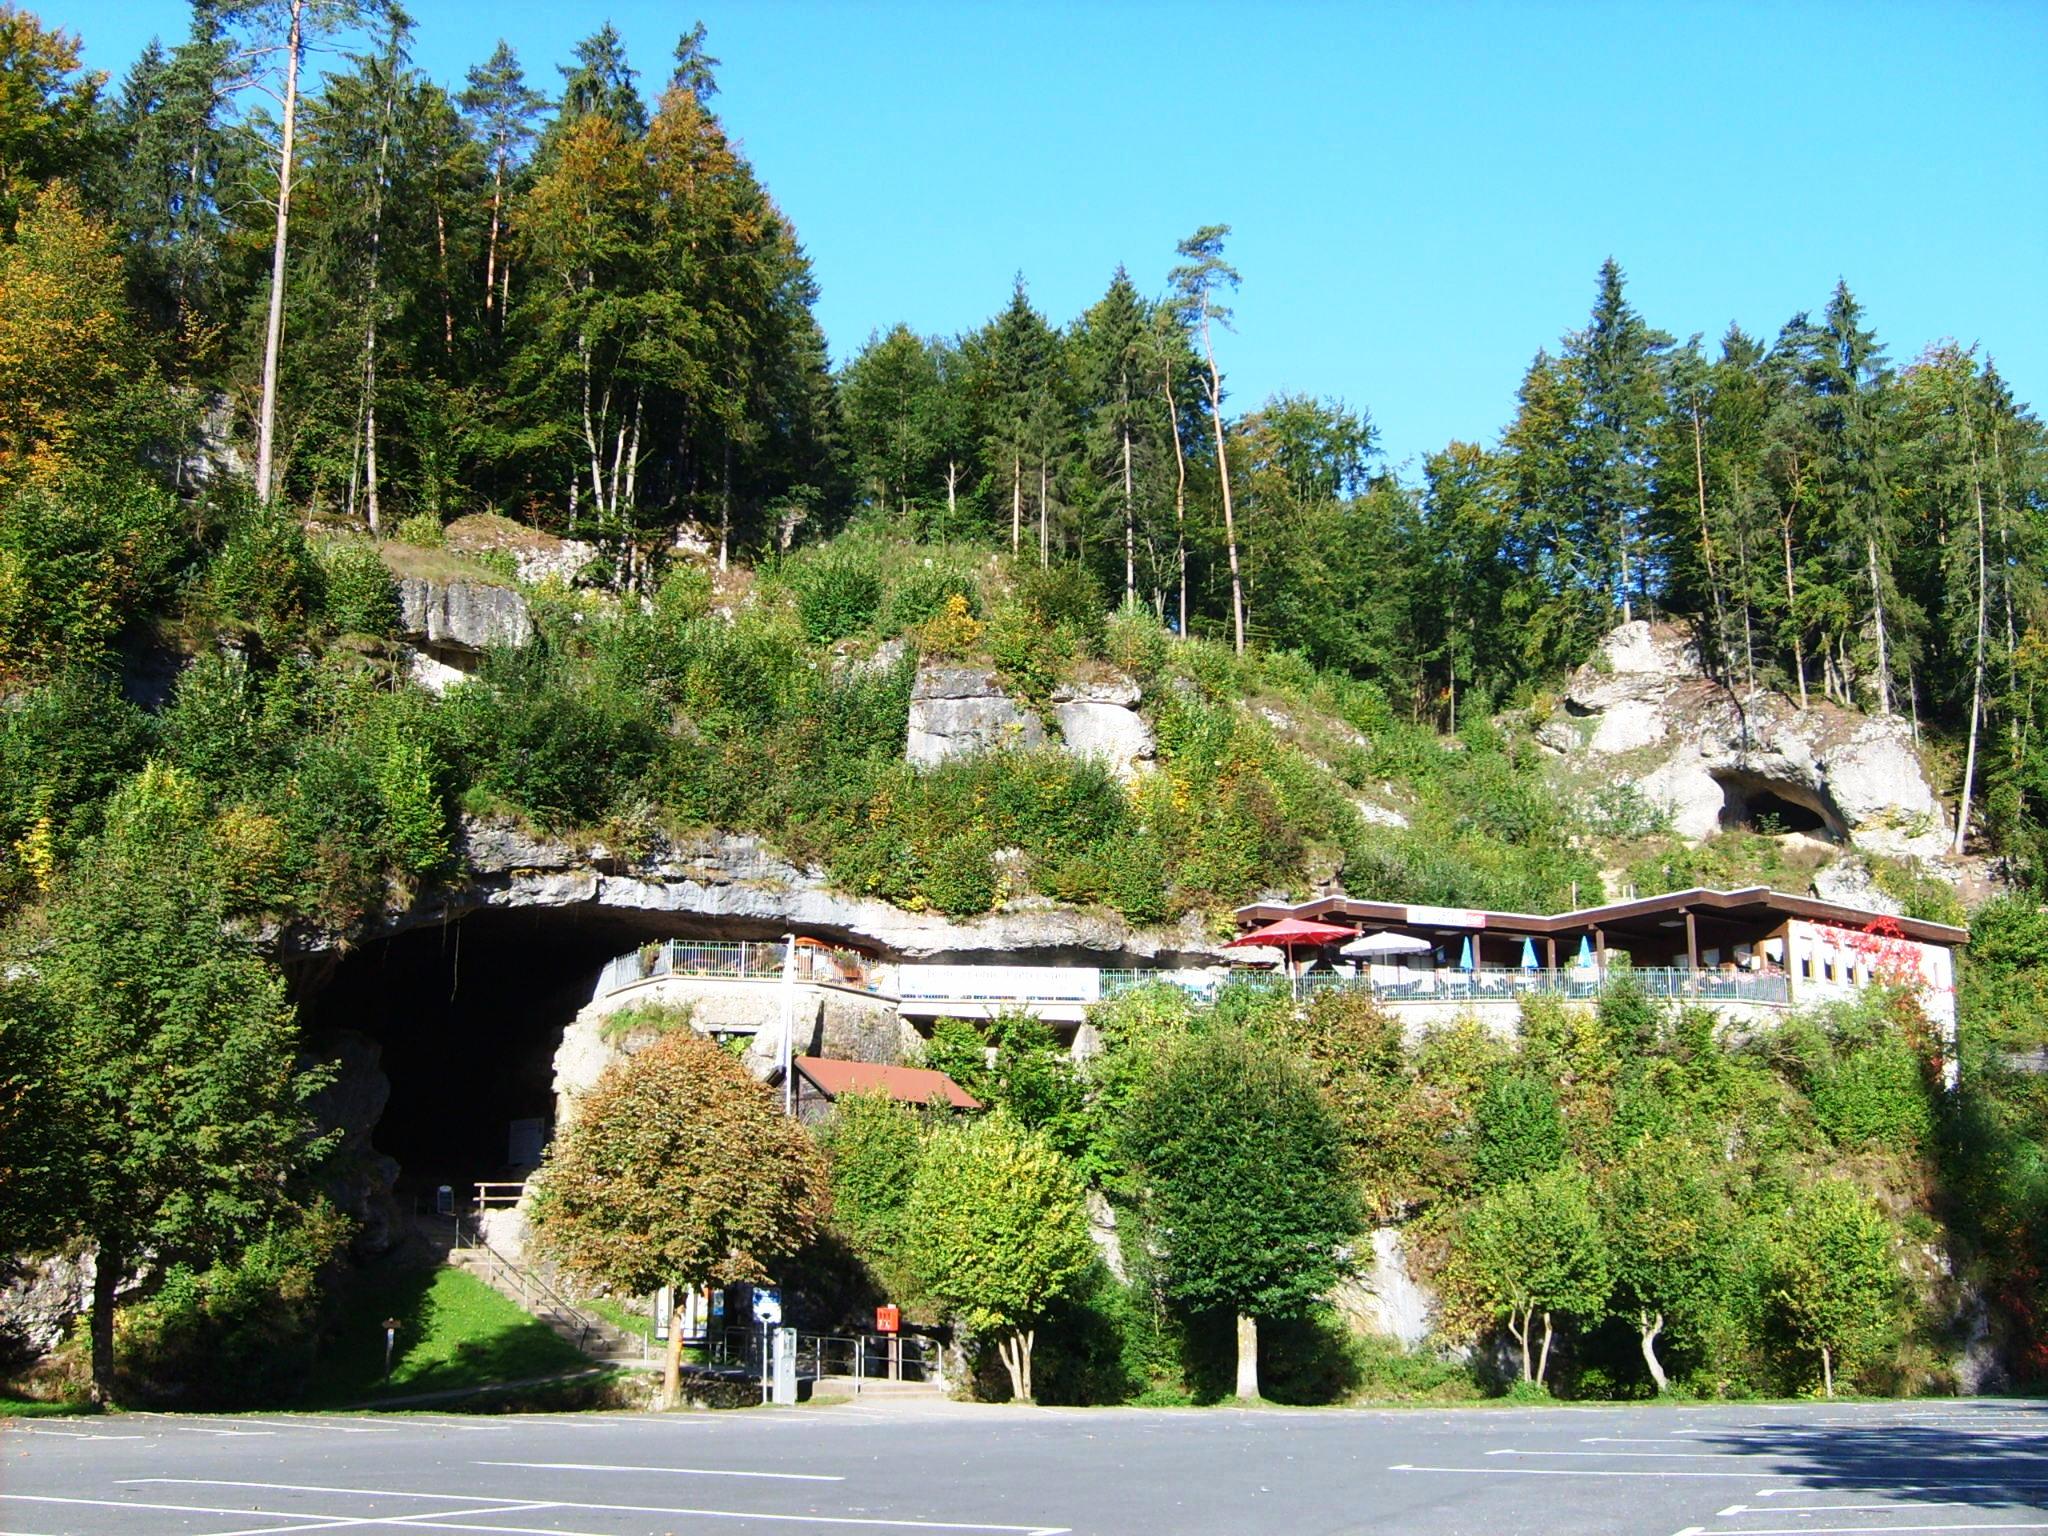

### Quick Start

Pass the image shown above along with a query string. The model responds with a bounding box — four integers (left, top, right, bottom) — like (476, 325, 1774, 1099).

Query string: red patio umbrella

(1226, 918, 1357, 993)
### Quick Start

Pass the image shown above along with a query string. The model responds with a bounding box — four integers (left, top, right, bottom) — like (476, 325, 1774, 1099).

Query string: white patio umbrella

(1338, 931, 1433, 957)
(1340, 930, 1433, 988)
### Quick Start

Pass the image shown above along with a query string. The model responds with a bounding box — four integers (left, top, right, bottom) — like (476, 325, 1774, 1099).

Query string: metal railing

(596, 939, 880, 1000)
(1100, 966, 1792, 1008)
(452, 1218, 647, 1361)
(709, 1327, 939, 1385)
(475, 1180, 526, 1210)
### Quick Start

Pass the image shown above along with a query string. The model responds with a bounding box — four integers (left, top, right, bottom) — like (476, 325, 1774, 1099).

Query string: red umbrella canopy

(1226, 917, 1357, 950)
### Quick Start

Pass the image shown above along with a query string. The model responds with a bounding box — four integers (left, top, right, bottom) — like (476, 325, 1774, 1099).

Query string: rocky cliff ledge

(1540, 622, 1951, 859)
(279, 816, 1219, 970)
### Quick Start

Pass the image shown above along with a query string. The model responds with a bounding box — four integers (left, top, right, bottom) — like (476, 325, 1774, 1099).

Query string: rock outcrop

(1051, 672, 1154, 781)
(0, 1250, 94, 1367)
(906, 664, 1045, 765)
(396, 576, 535, 658)
(280, 817, 1220, 973)
(1542, 621, 1951, 858)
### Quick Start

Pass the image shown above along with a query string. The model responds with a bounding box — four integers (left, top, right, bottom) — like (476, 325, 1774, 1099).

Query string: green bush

(1813, 1038, 1934, 1153)
(0, 474, 186, 675)
(0, 670, 153, 893)
(393, 512, 446, 548)
(883, 564, 979, 634)
(443, 647, 664, 830)
(319, 542, 400, 638)
(785, 546, 885, 642)
(208, 506, 324, 649)
(1472, 1069, 1568, 1188)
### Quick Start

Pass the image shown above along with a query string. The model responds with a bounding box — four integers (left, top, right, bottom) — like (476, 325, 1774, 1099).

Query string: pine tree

(1170, 225, 1247, 653)
(458, 41, 544, 335)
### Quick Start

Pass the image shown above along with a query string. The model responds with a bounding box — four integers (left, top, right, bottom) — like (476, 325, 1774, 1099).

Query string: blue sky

(59, 0, 2048, 472)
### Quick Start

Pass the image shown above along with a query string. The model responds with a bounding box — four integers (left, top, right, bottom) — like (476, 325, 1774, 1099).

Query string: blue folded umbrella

(1457, 936, 1475, 972)
(1520, 937, 1538, 970)
(1576, 934, 1595, 968)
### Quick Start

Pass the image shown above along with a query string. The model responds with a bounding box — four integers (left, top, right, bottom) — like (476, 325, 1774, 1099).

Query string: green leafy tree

(1122, 1027, 1361, 1401)
(1598, 1139, 1733, 1392)
(902, 1111, 1093, 1402)
(0, 4, 102, 235)
(21, 761, 331, 1401)
(1769, 1177, 1900, 1397)
(820, 1089, 923, 1272)
(1443, 1166, 1610, 1388)
(531, 1029, 827, 1407)
(1471, 1068, 1567, 1189)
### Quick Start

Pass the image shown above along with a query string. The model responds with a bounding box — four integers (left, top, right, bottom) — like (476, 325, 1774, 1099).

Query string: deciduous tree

(902, 1111, 1093, 1402)
(1122, 1027, 1360, 1401)
(531, 1030, 827, 1407)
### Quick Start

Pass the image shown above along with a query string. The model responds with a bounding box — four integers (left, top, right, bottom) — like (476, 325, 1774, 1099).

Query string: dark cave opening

(295, 908, 681, 1204)
(1715, 774, 1840, 839)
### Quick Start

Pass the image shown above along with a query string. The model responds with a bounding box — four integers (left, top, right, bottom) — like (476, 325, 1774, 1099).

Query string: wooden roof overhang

(1235, 886, 1968, 949)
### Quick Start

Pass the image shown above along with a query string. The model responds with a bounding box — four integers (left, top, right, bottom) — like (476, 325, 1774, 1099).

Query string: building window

(1824, 958, 1836, 983)
(1800, 955, 1813, 980)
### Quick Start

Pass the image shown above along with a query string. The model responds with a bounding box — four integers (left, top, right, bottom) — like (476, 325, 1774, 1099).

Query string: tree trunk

(997, 1330, 1030, 1402)
(661, 1297, 686, 1408)
(1955, 443, 1990, 856)
(1122, 424, 1135, 605)
(1234, 1313, 1258, 1402)
(1164, 366, 1189, 638)
(1639, 1310, 1668, 1394)
(1011, 453, 1021, 556)
(1506, 1308, 1531, 1382)
(90, 1243, 121, 1405)
(1781, 509, 1807, 709)
(1535, 1309, 1555, 1387)
(1866, 535, 1892, 714)
(719, 434, 733, 573)
(945, 458, 958, 540)
(1820, 1343, 1834, 1399)
(254, 0, 305, 503)
(1692, 397, 1728, 676)
(1038, 455, 1049, 567)
(483, 162, 503, 318)
(1200, 320, 1246, 655)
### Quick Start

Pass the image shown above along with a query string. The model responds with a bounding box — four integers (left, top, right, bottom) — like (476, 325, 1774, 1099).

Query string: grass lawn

(302, 1264, 588, 1408)
(0, 1393, 92, 1417)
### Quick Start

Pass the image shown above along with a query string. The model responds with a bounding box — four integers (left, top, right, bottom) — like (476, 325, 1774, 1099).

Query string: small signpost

(752, 1288, 782, 1404)
(874, 1304, 900, 1334)
(382, 1318, 401, 1380)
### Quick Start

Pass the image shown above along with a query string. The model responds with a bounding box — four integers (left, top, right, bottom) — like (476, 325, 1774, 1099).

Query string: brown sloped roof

(794, 1056, 981, 1110)
(1234, 886, 1968, 947)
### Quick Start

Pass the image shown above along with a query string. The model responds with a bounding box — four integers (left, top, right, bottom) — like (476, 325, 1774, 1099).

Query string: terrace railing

(1101, 966, 1791, 1008)
(596, 939, 880, 1001)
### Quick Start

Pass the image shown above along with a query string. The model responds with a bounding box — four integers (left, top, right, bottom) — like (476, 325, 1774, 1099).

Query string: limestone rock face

(906, 664, 1045, 765)
(278, 816, 1220, 970)
(1330, 1229, 1433, 1349)
(396, 576, 534, 659)
(303, 1030, 402, 1256)
(0, 1250, 94, 1366)
(1051, 672, 1154, 781)
(1811, 858, 1906, 916)
(1543, 620, 1950, 858)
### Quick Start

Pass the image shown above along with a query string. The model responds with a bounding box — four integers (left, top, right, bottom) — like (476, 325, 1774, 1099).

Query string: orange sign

(875, 1304, 901, 1334)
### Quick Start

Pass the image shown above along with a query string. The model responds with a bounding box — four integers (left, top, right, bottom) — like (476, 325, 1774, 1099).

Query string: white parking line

(1721, 1502, 1982, 1515)
(1393, 1464, 1799, 1480)
(1492, 1448, 2016, 1463)
(1679, 1524, 2048, 1534)
(124, 1480, 1069, 1535)
(477, 1459, 845, 1481)
(3, 1426, 145, 1440)
(203, 1501, 562, 1536)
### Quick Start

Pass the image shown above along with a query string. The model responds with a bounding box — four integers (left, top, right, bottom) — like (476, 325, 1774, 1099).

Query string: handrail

(454, 1216, 633, 1357)
(596, 939, 882, 1001)
(1096, 967, 1793, 1008)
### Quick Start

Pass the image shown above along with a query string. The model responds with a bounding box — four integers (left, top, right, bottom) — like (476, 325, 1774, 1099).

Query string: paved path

(2, 1396, 2043, 1534)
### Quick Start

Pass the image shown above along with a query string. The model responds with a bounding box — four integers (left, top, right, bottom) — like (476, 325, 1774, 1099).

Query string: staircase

(423, 1212, 654, 1369)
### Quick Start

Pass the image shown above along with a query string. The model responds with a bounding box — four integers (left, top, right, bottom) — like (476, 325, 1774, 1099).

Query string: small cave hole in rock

(294, 910, 682, 1222)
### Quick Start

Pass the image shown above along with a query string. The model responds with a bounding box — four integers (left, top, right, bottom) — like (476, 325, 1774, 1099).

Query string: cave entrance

(1715, 772, 1841, 839)
(295, 908, 686, 1211)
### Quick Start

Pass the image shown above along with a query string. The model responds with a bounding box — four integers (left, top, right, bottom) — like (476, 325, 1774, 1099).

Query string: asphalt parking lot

(2, 1396, 2043, 1535)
